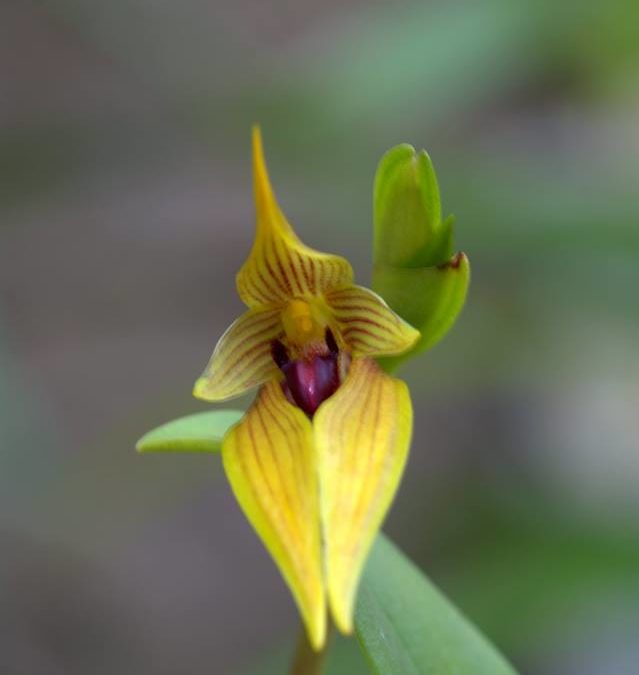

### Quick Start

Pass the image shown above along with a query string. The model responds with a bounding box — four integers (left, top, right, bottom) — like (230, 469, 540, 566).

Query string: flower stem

(288, 624, 332, 675)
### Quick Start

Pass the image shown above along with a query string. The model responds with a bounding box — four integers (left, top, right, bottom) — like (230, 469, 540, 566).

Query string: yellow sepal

(221, 381, 326, 649)
(236, 128, 353, 308)
(314, 358, 412, 633)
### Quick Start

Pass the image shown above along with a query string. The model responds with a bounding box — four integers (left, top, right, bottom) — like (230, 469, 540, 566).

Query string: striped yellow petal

(314, 358, 412, 633)
(325, 285, 420, 358)
(236, 127, 353, 307)
(193, 306, 282, 402)
(222, 381, 326, 649)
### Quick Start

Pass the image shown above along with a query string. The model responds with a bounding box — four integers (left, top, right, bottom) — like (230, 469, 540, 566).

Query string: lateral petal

(314, 358, 412, 634)
(193, 307, 282, 402)
(222, 382, 326, 649)
(236, 127, 353, 307)
(325, 285, 420, 357)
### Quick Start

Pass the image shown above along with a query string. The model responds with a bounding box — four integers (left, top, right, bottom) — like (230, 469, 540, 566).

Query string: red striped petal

(236, 128, 353, 307)
(193, 307, 282, 401)
(314, 358, 413, 633)
(222, 382, 326, 648)
(325, 285, 419, 358)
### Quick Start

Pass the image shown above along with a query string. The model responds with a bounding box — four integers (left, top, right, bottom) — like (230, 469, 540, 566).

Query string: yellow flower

(193, 128, 419, 650)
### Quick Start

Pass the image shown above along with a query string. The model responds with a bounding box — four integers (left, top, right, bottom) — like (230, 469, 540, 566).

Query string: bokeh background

(1, 1, 638, 673)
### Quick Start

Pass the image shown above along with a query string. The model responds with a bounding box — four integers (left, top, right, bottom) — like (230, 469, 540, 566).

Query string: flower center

(272, 327, 347, 417)
(280, 299, 327, 348)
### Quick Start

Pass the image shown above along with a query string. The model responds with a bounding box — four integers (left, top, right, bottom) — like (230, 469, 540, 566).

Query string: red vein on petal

(348, 372, 384, 557)
(329, 304, 391, 321)
(340, 316, 391, 330)
(323, 259, 334, 292)
(279, 239, 304, 297)
(253, 395, 303, 545)
(271, 236, 295, 296)
(243, 275, 274, 305)
(360, 385, 399, 551)
(212, 350, 273, 396)
(264, 238, 289, 297)
(224, 312, 279, 343)
(331, 361, 374, 539)
(308, 257, 318, 295)
(255, 264, 286, 303)
(243, 412, 283, 533)
(298, 252, 313, 294)
(342, 364, 377, 525)
(261, 386, 308, 496)
(216, 322, 280, 377)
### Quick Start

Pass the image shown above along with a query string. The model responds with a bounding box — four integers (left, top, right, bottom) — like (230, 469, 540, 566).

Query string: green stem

(288, 624, 332, 675)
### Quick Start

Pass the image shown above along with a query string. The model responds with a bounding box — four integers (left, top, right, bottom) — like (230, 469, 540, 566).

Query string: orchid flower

(192, 128, 420, 650)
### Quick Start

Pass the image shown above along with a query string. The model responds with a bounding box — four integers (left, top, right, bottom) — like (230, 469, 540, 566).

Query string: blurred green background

(1, 0, 638, 673)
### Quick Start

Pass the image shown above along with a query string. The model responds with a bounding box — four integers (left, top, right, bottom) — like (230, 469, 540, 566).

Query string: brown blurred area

(1, 1, 639, 673)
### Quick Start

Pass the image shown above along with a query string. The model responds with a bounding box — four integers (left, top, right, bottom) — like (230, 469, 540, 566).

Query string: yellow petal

(222, 382, 326, 649)
(314, 358, 412, 633)
(193, 307, 282, 402)
(325, 285, 420, 358)
(236, 127, 353, 307)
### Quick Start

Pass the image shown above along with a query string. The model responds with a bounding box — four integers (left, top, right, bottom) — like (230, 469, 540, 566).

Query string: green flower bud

(372, 144, 470, 369)
(374, 144, 452, 268)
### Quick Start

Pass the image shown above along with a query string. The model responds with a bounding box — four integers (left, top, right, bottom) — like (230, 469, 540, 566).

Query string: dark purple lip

(271, 328, 342, 417)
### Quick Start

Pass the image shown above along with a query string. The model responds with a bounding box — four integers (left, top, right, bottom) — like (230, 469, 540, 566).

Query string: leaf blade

(135, 410, 243, 453)
(355, 534, 518, 675)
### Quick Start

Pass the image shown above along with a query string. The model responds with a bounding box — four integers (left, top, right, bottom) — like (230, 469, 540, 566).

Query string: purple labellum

(271, 330, 342, 417)
(282, 355, 340, 417)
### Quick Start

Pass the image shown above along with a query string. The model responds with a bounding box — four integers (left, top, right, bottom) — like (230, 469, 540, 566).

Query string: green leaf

(355, 534, 518, 675)
(135, 410, 243, 453)
(374, 144, 451, 269)
(375, 252, 470, 371)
